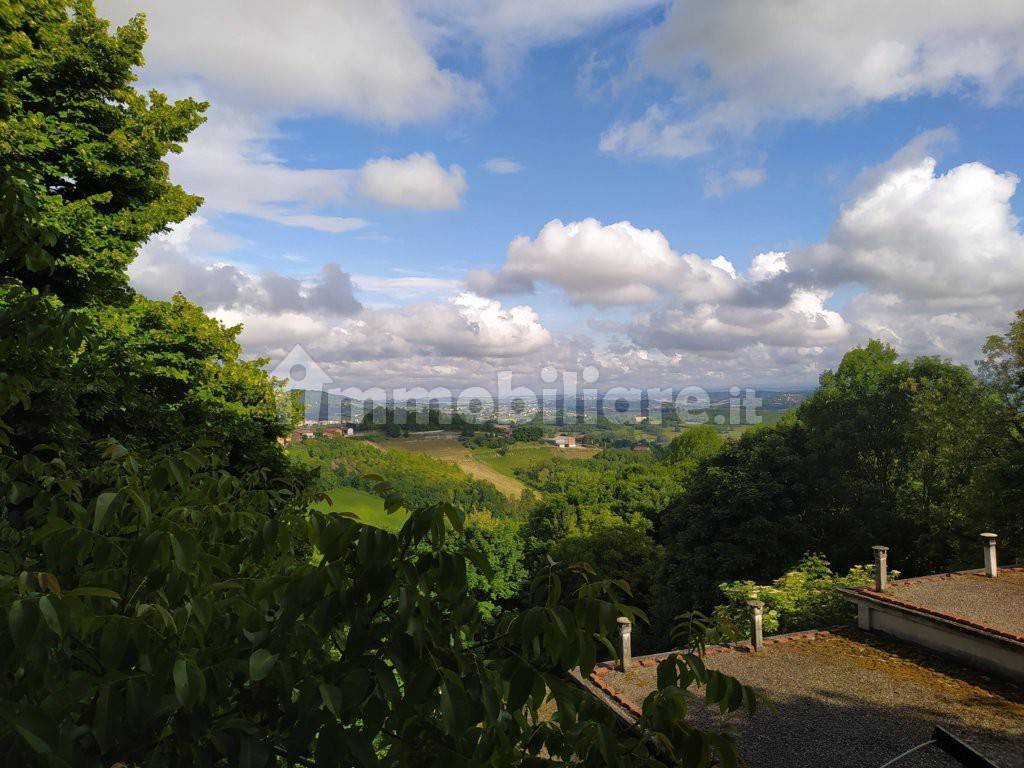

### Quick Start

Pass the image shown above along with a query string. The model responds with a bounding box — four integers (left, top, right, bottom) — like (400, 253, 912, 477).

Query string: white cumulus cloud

(468, 218, 740, 305)
(796, 157, 1024, 302)
(170, 110, 468, 228)
(358, 152, 468, 210)
(217, 292, 552, 367)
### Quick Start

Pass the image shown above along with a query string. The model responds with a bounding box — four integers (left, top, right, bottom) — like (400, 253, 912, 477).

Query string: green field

(471, 443, 598, 478)
(366, 434, 528, 498)
(312, 485, 408, 532)
(366, 434, 602, 498)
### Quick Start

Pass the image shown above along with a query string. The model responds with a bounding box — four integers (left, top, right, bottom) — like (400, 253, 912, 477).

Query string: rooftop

(848, 566, 1024, 642)
(584, 628, 1024, 768)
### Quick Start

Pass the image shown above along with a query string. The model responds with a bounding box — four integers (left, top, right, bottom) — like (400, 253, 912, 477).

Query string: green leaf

(8, 599, 38, 648)
(170, 532, 197, 571)
(725, 676, 744, 712)
(93, 491, 118, 532)
(742, 684, 758, 714)
(464, 547, 495, 581)
(93, 684, 115, 752)
(100, 618, 127, 668)
(319, 683, 344, 717)
(173, 658, 205, 710)
(683, 652, 707, 684)
(713, 734, 739, 768)
(440, 502, 464, 532)
(101, 441, 129, 460)
(12, 719, 52, 756)
(507, 664, 534, 711)
(168, 458, 188, 488)
(249, 649, 277, 681)
(24, 245, 54, 272)
(8, 480, 36, 504)
(66, 587, 121, 600)
(173, 659, 191, 709)
(681, 729, 707, 767)
(38, 595, 61, 638)
(656, 658, 675, 690)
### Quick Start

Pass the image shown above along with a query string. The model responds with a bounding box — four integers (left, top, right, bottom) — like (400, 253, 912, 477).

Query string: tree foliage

(1, 3, 756, 765)
(522, 450, 682, 540)
(978, 310, 1024, 561)
(510, 423, 543, 442)
(457, 511, 529, 623)
(2, 447, 759, 766)
(663, 425, 724, 469)
(553, 523, 664, 650)
(78, 294, 293, 472)
(657, 338, 1016, 622)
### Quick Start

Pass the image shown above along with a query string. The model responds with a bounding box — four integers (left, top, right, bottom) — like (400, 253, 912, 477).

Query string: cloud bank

(602, 1, 1024, 157)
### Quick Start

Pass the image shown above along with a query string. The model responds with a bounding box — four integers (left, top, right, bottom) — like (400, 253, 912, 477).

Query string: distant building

(281, 428, 317, 445)
(545, 434, 576, 448)
(313, 424, 356, 439)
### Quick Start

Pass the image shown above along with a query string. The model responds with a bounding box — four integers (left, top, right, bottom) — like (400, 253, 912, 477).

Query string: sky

(99, 0, 1024, 391)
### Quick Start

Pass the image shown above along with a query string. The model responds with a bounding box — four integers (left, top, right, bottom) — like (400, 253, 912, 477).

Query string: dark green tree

(656, 338, 1009, 626)
(78, 293, 294, 472)
(1, 0, 207, 462)
(554, 522, 665, 649)
(977, 310, 1024, 561)
(664, 425, 724, 468)
(656, 418, 816, 618)
(800, 342, 998, 571)
(511, 423, 543, 442)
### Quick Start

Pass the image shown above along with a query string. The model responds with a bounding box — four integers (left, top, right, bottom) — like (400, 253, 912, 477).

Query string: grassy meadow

(312, 485, 408, 532)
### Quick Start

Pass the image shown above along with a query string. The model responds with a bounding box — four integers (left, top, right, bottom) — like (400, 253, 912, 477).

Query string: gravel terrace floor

(885, 568, 1024, 637)
(595, 629, 1024, 768)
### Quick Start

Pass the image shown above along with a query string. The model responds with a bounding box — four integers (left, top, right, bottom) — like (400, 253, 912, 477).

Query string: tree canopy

(657, 338, 1018, 621)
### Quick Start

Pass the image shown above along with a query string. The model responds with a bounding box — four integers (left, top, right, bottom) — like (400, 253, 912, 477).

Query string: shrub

(710, 555, 895, 640)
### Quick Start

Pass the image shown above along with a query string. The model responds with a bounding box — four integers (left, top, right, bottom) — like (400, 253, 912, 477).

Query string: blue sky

(106, 1, 1024, 390)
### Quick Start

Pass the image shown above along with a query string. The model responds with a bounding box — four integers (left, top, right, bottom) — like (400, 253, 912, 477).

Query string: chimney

(747, 599, 764, 652)
(873, 546, 889, 592)
(616, 617, 632, 671)
(981, 533, 998, 578)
